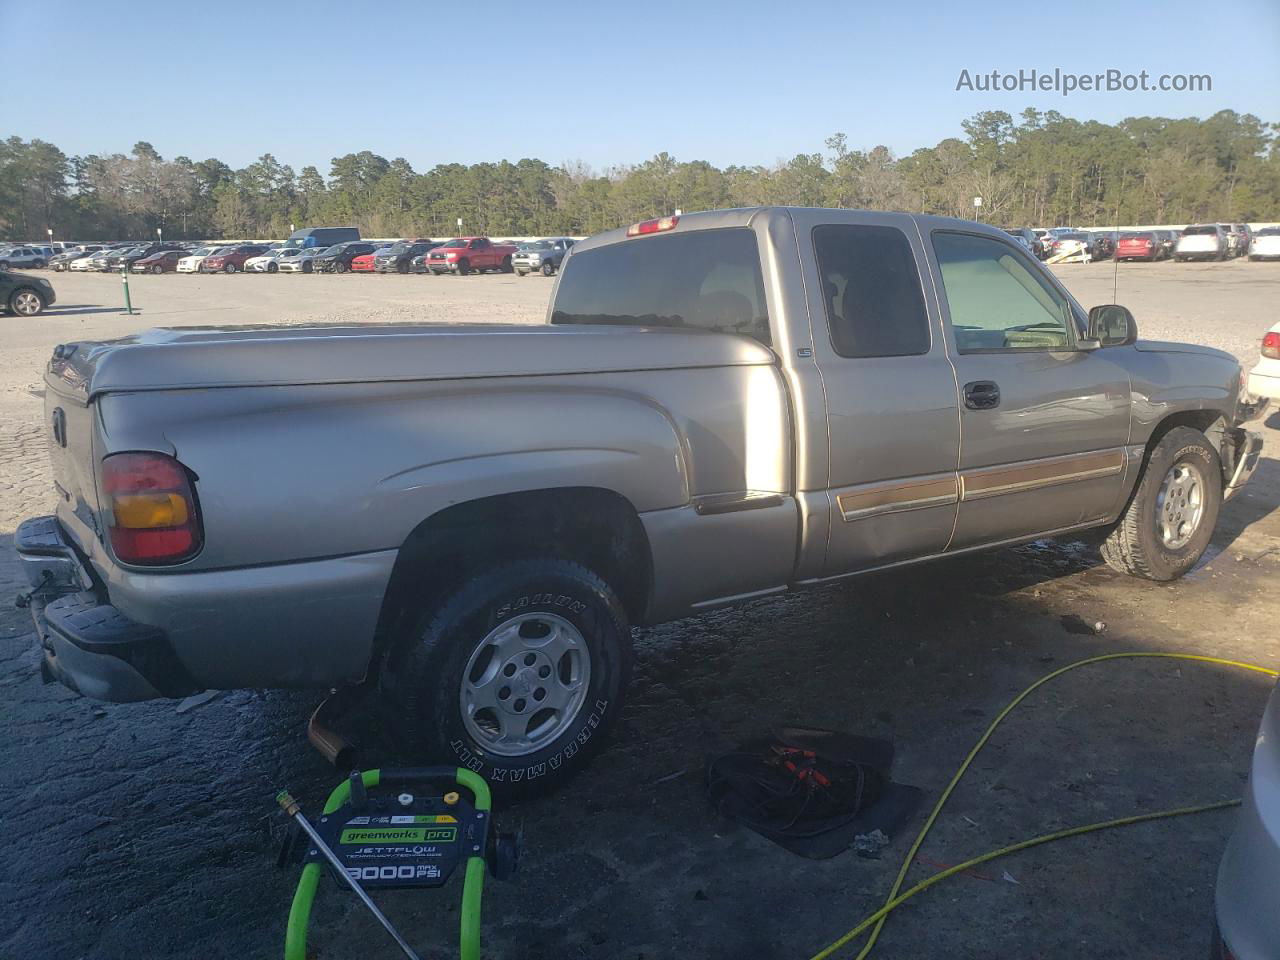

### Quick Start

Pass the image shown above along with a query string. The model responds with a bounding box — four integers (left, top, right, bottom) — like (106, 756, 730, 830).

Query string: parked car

(0, 268, 55, 316)
(1175, 224, 1229, 261)
(202, 245, 270, 274)
(130, 250, 187, 274)
(375, 240, 440, 274)
(1115, 232, 1164, 261)
(1089, 231, 1118, 261)
(350, 246, 388, 272)
(1211, 677, 1279, 960)
(424, 237, 518, 275)
(1154, 229, 1177, 259)
(1245, 322, 1280, 401)
(100, 247, 146, 272)
(513, 238, 576, 276)
(1001, 228, 1043, 260)
(15, 207, 1263, 795)
(72, 249, 114, 272)
(1044, 231, 1093, 261)
(105, 244, 186, 272)
(245, 248, 303, 273)
(283, 226, 361, 250)
(50, 246, 104, 271)
(1222, 224, 1252, 258)
(1248, 226, 1280, 261)
(0, 246, 48, 270)
(277, 247, 324, 273)
(311, 241, 377, 273)
(176, 246, 223, 273)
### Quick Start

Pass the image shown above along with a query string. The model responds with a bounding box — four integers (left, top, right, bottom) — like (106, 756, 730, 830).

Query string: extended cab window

(932, 232, 1073, 353)
(551, 228, 770, 344)
(813, 224, 929, 358)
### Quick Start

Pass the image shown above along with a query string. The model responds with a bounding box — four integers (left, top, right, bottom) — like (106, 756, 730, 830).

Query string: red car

(1115, 232, 1164, 262)
(130, 250, 188, 274)
(203, 244, 270, 274)
(424, 237, 519, 275)
(350, 247, 384, 272)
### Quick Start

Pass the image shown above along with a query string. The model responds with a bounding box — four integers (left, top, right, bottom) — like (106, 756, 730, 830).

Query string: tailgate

(44, 376, 102, 550)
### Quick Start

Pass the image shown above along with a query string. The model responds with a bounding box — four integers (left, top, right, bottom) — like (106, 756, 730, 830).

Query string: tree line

(2, 108, 1276, 242)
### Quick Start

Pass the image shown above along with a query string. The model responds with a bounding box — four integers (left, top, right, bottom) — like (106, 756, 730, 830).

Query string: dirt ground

(1, 259, 1278, 960)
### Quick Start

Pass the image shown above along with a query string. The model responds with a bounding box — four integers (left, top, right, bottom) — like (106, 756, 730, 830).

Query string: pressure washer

(277, 767, 518, 960)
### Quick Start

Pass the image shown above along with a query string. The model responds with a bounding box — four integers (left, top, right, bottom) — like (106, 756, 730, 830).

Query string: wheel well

(1144, 410, 1231, 476)
(374, 487, 652, 663)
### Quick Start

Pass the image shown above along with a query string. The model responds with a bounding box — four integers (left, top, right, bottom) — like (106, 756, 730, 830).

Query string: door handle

(963, 380, 1001, 410)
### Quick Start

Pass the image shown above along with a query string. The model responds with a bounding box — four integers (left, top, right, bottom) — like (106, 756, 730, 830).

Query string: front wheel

(541, 261, 555, 277)
(384, 558, 633, 796)
(333, 261, 347, 274)
(8, 288, 45, 316)
(33, 259, 45, 269)
(267, 262, 278, 273)
(1101, 426, 1222, 581)
(151, 264, 163, 274)
(455, 259, 470, 276)
(224, 262, 237, 273)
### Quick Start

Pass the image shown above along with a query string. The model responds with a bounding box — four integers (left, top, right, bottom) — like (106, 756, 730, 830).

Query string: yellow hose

(809, 652, 1280, 960)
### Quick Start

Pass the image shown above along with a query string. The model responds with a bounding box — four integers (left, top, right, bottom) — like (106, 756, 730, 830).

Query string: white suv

(1174, 224, 1227, 262)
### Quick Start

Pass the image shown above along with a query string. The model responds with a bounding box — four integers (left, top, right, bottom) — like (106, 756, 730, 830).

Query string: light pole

(157, 226, 163, 245)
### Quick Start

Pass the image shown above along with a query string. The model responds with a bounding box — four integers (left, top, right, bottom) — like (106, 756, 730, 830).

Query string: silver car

(1213, 678, 1280, 959)
(513, 237, 575, 276)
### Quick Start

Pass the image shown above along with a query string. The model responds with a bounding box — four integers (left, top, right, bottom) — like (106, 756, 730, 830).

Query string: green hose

(809, 652, 1280, 959)
(283, 767, 490, 960)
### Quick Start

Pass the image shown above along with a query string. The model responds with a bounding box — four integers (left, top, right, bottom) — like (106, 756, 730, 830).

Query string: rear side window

(551, 228, 770, 344)
(813, 224, 929, 358)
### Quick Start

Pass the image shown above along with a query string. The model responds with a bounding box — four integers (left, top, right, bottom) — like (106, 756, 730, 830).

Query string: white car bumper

(1248, 355, 1280, 400)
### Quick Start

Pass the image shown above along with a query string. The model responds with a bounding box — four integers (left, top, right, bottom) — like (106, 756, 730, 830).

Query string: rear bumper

(16, 516, 198, 701)
(17, 514, 397, 699)
(1247, 370, 1280, 400)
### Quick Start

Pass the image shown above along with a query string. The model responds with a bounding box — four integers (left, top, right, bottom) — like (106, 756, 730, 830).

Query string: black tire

(541, 260, 555, 277)
(267, 262, 278, 273)
(1101, 427, 1222, 581)
(501, 256, 514, 274)
(515, 269, 527, 277)
(33, 259, 45, 269)
(334, 260, 347, 274)
(151, 264, 163, 274)
(224, 262, 237, 273)
(384, 558, 633, 797)
(397, 260, 409, 274)
(456, 259, 470, 276)
(302, 261, 312, 274)
(53, 262, 65, 272)
(7, 287, 45, 316)
(0, 261, 9, 271)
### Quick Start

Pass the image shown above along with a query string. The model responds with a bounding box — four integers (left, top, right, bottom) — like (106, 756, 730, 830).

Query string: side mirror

(1086, 304, 1138, 347)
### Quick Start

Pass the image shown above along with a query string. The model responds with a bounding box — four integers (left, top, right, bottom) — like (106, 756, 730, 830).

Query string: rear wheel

(501, 256, 514, 274)
(151, 264, 163, 274)
(383, 558, 632, 797)
(8, 288, 45, 316)
(541, 260, 555, 277)
(224, 262, 237, 273)
(33, 259, 45, 269)
(1101, 427, 1222, 581)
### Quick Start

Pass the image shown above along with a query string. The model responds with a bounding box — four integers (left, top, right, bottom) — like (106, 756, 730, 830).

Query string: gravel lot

(1, 259, 1278, 960)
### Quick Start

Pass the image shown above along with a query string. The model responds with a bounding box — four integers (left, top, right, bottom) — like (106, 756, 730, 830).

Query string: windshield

(1183, 225, 1218, 235)
(521, 240, 553, 250)
(441, 239, 468, 248)
(1058, 233, 1088, 241)
(1120, 233, 1150, 240)
(1257, 227, 1280, 237)
(384, 242, 411, 255)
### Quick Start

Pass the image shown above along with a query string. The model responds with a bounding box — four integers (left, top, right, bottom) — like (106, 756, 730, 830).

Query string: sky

(3, 0, 1278, 173)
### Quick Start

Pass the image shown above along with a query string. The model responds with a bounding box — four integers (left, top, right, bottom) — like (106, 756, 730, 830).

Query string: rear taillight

(1263, 331, 1280, 360)
(102, 452, 202, 565)
(626, 215, 679, 237)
